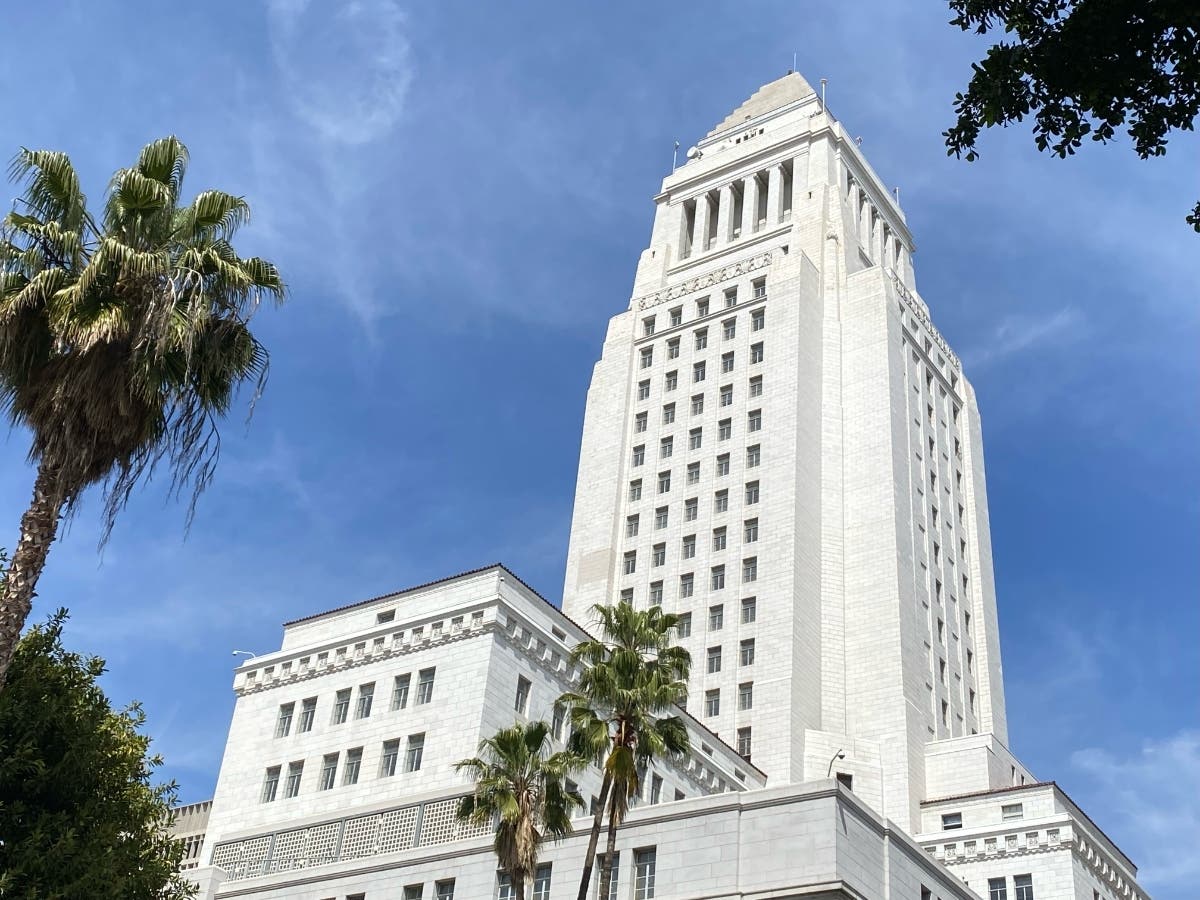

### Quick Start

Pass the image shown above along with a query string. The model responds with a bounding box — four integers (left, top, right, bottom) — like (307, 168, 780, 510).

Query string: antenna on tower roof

(820, 78, 828, 109)
(672, 141, 680, 173)
(792, 52, 797, 72)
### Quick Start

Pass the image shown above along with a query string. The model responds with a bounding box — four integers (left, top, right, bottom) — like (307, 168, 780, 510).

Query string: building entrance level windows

(634, 848, 656, 899)
(531, 864, 552, 900)
(261, 766, 281, 803)
(333, 689, 351, 724)
(276, 702, 294, 738)
(417, 668, 436, 704)
(284, 761, 303, 798)
(594, 851, 621, 900)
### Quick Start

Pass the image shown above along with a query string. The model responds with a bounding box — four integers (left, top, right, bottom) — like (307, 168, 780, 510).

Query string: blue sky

(1, 1, 1197, 894)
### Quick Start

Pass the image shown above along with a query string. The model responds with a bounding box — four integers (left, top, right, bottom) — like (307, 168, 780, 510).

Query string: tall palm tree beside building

(561, 602, 691, 900)
(456, 720, 583, 900)
(0, 137, 285, 685)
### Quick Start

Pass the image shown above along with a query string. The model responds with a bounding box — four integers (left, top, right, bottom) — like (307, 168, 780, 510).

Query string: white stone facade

(562, 71, 1008, 833)
(181, 74, 1151, 900)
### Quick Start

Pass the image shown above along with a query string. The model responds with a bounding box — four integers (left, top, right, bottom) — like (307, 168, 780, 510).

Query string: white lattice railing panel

(378, 805, 419, 854)
(341, 814, 382, 859)
(212, 795, 491, 882)
(269, 828, 307, 872)
(309, 822, 342, 865)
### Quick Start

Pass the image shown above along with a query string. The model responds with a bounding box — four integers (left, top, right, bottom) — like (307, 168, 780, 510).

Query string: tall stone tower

(561, 73, 1012, 832)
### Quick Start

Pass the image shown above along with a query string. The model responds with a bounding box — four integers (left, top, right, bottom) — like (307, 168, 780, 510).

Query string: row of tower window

(638, 344, 764, 395)
(273, 669, 437, 738)
(627, 517, 760, 549)
(260, 733, 426, 802)
(637, 378, 764, 433)
(632, 411, 761, 463)
(641, 282, 767, 338)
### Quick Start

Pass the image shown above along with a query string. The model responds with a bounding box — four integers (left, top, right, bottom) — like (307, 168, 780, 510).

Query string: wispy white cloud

(266, 0, 414, 146)
(962, 306, 1085, 370)
(1071, 731, 1200, 892)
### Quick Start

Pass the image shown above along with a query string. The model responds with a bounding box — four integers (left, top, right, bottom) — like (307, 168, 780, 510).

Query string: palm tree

(561, 602, 690, 900)
(456, 720, 584, 900)
(0, 137, 284, 685)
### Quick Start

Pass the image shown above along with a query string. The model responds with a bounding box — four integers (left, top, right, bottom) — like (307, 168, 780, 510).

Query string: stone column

(715, 183, 734, 247)
(694, 193, 711, 254)
(742, 174, 759, 236)
(766, 164, 783, 227)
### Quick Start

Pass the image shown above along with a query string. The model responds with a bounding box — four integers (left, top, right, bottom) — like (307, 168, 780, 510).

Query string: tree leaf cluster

(945, 0, 1200, 230)
(0, 604, 194, 899)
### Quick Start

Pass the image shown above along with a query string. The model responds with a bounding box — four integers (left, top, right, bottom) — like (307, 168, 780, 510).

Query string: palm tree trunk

(513, 872, 526, 900)
(598, 788, 621, 900)
(0, 464, 64, 688)
(575, 771, 612, 900)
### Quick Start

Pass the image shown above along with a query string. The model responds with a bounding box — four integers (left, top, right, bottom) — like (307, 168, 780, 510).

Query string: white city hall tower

(562, 72, 1014, 833)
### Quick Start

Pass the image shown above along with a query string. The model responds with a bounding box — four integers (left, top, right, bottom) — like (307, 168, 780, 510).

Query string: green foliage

(0, 610, 194, 899)
(0, 136, 286, 530)
(559, 602, 691, 899)
(456, 720, 584, 898)
(945, 0, 1200, 231)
